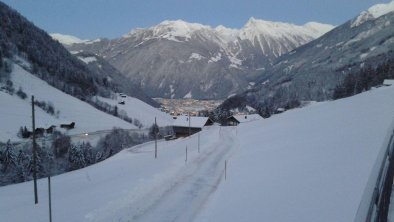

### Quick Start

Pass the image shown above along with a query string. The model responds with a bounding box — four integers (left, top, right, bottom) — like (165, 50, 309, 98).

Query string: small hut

(172, 116, 214, 137)
(226, 114, 263, 126)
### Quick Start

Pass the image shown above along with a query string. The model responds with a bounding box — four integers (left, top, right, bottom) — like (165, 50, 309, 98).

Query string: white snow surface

(122, 18, 333, 45)
(0, 64, 138, 141)
(188, 53, 204, 62)
(78, 56, 97, 64)
(95, 96, 173, 127)
(368, 0, 394, 18)
(239, 17, 334, 42)
(183, 91, 193, 99)
(50, 33, 89, 45)
(232, 114, 263, 123)
(351, 0, 394, 27)
(172, 116, 211, 128)
(2, 86, 394, 222)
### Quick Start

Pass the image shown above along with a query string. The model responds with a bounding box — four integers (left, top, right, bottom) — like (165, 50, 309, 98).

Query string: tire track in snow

(89, 127, 238, 222)
(132, 128, 237, 222)
(133, 127, 237, 222)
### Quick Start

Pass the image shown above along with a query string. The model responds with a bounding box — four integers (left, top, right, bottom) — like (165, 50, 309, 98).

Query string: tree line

(333, 59, 394, 99)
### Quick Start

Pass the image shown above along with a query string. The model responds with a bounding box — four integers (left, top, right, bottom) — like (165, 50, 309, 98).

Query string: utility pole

(155, 117, 157, 159)
(32, 95, 38, 204)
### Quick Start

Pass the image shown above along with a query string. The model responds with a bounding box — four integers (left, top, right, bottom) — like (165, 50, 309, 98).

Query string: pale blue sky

(1, 0, 391, 39)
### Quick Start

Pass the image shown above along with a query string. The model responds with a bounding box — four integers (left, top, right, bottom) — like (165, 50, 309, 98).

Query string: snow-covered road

(126, 127, 237, 222)
(0, 126, 238, 222)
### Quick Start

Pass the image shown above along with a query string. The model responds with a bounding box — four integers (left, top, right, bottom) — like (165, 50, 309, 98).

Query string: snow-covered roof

(231, 114, 263, 123)
(383, 79, 394, 86)
(172, 116, 212, 128)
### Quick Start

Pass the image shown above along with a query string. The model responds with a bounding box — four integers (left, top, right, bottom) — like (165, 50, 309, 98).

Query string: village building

(226, 114, 263, 126)
(172, 116, 214, 137)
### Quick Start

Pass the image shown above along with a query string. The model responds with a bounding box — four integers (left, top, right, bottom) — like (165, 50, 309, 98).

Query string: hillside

(0, 1, 157, 108)
(0, 62, 173, 142)
(1, 82, 393, 222)
(217, 1, 394, 115)
(74, 51, 159, 107)
(0, 63, 136, 142)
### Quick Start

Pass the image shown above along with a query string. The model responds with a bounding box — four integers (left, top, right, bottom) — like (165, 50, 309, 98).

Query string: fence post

(198, 133, 200, 153)
(155, 117, 157, 159)
(48, 176, 52, 222)
(225, 160, 227, 181)
(185, 146, 188, 163)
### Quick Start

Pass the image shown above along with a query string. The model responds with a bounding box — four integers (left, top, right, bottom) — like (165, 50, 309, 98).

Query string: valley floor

(1, 85, 394, 222)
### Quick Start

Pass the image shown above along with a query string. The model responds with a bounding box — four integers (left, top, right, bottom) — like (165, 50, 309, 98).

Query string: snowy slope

(0, 64, 136, 141)
(0, 91, 61, 141)
(1, 85, 394, 221)
(197, 86, 394, 222)
(96, 96, 173, 127)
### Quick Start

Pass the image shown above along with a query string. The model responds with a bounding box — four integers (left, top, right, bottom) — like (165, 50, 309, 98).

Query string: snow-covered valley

(1, 84, 394, 222)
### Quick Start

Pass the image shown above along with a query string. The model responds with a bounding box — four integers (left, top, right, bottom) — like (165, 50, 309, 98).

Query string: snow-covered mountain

(217, 1, 394, 115)
(0, 1, 172, 141)
(65, 19, 333, 99)
(351, 0, 394, 27)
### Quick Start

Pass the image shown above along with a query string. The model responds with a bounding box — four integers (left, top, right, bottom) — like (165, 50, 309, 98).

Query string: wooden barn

(226, 114, 263, 126)
(172, 116, 214, 138)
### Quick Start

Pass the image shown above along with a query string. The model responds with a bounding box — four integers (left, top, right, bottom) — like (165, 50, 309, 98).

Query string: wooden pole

(185, 146, 188, 163)
(32, 96, 38, 204)
(155, 117, 157, 159)
(225, 160, 227, 181)
(188, 112, 191, 137)
(198, 133, 200, 153)
(48, 176, 52, 222)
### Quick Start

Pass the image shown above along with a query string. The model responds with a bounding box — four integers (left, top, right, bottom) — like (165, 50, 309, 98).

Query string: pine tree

(82, 142, 94, 165)
(114, 105, 118, 117)
(149, 123, 160, 139)
(68, 144, 86, 170)
(15, 150, 30, 182)
(1, 140, 16, 172)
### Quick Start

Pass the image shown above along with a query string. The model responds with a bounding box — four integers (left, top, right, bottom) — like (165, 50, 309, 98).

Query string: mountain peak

(240, 18, 333, 41)
(351, 0, 394, 27)
(368, 0, 394, 18)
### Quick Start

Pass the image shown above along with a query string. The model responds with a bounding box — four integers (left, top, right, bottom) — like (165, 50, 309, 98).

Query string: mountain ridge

(60, 18, 333, 99)
(214, 7, 394, 118)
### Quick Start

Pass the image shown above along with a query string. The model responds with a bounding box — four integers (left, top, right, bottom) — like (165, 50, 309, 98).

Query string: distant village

(154, 98, 258, 117)
(154, 98, 223, 116)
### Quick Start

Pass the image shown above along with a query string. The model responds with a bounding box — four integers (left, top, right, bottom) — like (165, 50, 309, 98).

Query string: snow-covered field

(96, 96, 173, 127)
(1, 85, 394, 222)
(0, 64, 171, 141)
